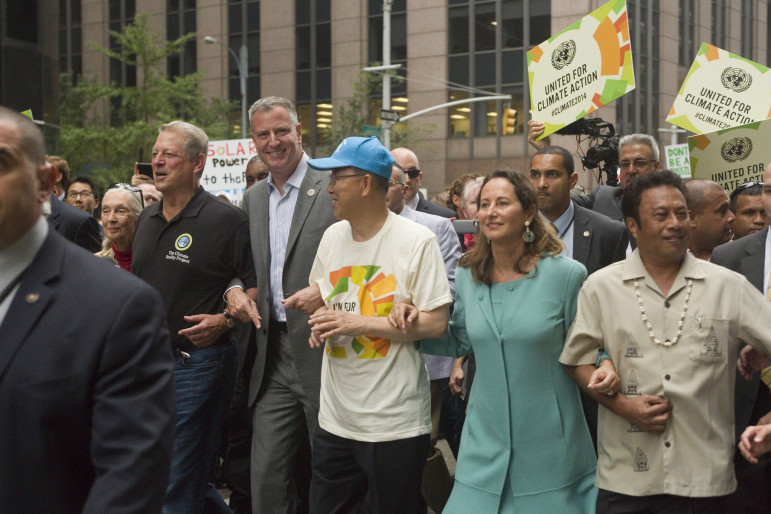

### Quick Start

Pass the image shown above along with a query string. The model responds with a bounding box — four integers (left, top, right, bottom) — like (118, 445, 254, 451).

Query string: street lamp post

(204, 36, 248, 139)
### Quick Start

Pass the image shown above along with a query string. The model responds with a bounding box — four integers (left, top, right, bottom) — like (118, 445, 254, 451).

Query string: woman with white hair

(96, 183, 144, 271)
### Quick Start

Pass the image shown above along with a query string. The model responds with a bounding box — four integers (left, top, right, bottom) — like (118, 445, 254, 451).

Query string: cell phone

(452, 219, 478, 235)
(136, 162, 153, 178)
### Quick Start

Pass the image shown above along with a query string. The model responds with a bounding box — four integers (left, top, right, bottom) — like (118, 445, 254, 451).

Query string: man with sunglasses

(391, 147, 457, 219)
(729, 181, 767, 240)
(711, 168, 771, 513)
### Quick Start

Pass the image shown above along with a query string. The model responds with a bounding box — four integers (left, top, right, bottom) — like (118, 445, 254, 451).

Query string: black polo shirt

(132, 187, 256, 351)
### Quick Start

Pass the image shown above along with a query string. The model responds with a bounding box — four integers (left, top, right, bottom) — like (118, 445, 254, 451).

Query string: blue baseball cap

(308, 136, 395, 179)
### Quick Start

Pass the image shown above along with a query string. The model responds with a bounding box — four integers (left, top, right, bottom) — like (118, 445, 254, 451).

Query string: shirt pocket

(686, 315, 729, 365)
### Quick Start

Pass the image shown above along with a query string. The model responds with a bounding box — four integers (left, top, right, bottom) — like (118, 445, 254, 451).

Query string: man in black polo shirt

(132, 120, 257, 513)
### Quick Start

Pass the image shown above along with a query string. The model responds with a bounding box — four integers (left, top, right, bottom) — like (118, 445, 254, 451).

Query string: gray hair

(461, 176, 484, 208)
(391, 163, 406, 184)
(158, 121, 208, 161)
(97, 187, 144, 256)
(619, 133, 660, 161)
(249, 96, 299, 129)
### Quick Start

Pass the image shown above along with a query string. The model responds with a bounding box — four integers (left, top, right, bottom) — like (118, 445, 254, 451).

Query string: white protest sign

(664, 144, 691, 177)
(201, 138, 258, 203)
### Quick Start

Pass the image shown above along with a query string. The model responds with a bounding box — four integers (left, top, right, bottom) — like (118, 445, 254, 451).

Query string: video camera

(556, 118, 620, 186)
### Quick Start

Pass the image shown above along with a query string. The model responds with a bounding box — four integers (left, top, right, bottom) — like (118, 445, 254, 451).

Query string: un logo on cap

(175, 233, 193, 251)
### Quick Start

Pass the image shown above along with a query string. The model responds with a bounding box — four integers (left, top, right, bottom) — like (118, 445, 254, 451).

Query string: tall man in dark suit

(529, 145, 628, 449)
(391, 146, 457, 219)
(226, 96, 337, 513)
(711, 167, 771, 514)
(0, 106, 175, 512)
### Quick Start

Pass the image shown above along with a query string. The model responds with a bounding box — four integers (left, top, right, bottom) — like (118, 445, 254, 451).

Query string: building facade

(2, 0, 768, 194)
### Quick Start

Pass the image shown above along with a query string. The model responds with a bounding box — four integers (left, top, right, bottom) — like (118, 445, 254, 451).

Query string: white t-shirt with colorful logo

(309, 211, 452, 442)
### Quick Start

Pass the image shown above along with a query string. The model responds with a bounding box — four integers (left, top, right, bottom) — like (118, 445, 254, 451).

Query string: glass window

(317, 23, 331, 67)
(449, 90, 470, 138)
(474, 52, 495, 87)
(296, 71, 311, 102)
(449, 55, 469, 85)
(247, 2, 259, 26)
(449, 6, 470, 54)
(296, 26, 311, 70)
(317, 0, 330, 22)
(501, 49, 522, 83)
(475, 3, 496, 52)
(7, 0, 38, 42)
(501, 0, 523, 48)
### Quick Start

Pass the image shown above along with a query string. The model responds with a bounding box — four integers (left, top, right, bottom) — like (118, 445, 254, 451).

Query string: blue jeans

(163, 343, 237, 514)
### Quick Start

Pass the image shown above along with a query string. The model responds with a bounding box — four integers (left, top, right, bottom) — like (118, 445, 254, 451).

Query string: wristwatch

(221, 310, 236, 329)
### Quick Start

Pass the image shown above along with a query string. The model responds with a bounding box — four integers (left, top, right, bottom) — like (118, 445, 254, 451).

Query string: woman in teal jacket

(391, 170, 616, 513)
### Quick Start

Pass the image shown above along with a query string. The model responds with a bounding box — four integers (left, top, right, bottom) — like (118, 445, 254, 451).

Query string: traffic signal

(503, 108, 517, 134)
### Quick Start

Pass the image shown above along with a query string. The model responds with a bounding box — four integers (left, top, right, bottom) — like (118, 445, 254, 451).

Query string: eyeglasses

(108, 183, 145, 208)
(619, 159, 656, 170)
(389, 180, 405, 188)
(329, 172, 366, 185)
(67, 190, 94, 199)
(404, 168, 421, 179)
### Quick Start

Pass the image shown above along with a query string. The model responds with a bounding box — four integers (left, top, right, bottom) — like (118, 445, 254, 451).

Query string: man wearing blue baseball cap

(302, 136, 452, 513)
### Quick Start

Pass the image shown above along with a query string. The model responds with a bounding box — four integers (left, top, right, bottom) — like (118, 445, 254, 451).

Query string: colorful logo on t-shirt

(325, 265, 396, 359)
(175, 233, 193, 251)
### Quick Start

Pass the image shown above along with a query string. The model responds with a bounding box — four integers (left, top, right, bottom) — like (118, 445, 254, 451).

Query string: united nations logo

(551, 40, 576, 70)
(721, 67, 753, 92)
(175, 233, 193, 251)
(720, 137, 753, 163)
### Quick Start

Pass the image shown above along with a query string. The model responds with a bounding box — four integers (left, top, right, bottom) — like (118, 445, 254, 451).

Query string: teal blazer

(419, 256, 596, 509)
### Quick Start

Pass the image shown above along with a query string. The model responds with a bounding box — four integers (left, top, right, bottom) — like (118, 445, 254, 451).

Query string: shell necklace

(634, 278, 693, 347)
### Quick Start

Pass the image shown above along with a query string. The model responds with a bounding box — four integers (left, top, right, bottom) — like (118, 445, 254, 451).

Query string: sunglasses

(729, 181, 764, 200)
(404, 168, 420, 179)
(108, 183, 145, 208)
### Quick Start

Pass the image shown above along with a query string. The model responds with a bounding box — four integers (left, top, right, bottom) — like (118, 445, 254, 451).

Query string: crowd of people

(2, 97, 771, 514)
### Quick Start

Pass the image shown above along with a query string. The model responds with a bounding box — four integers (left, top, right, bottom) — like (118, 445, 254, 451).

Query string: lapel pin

(307, 189, 315, 196)
(583, 231, 590, 237)
(25, 293, 40, 304)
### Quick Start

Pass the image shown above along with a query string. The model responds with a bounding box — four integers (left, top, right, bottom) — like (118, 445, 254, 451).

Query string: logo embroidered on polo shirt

(634, 448, 649, 472)
(175, 233, 193, 251)
(700, 326, 722, 358)
(625, 334, 644, 358)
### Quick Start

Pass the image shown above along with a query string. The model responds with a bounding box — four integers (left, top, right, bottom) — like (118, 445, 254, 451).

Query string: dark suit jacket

(48, 194, 102, 253)
(416, 195, 456, 219)
(0, 228, 175, 513)
(241, 167, 337, 408)
(711, 227, 769, 439)
(572, 205, 628, 275)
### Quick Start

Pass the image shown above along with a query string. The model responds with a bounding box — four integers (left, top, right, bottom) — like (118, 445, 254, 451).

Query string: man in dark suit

(391, 146, 456, 219)
(0, 106, 175, 513)
(711, 170, 771, 513)
(47, 192, 102, 252)
(529, 146, 628, 275)
(226, 96, 336, 513)
(529, 145, 628, 449)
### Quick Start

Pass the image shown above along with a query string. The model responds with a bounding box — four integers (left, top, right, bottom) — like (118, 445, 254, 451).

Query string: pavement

(216, 438, 458, 511)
